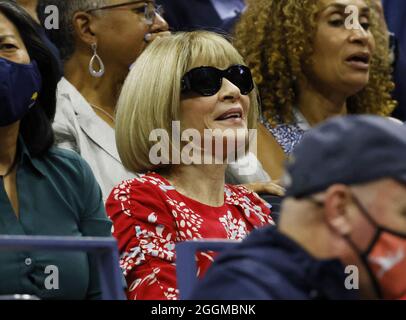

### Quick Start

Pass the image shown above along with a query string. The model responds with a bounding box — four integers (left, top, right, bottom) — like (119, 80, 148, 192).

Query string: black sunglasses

(181, 64, 254, 96)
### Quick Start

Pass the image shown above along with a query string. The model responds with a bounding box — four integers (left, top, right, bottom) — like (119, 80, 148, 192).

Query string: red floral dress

(106, 173, 274, 300)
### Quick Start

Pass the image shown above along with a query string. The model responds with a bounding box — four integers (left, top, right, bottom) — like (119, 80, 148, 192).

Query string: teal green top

(0, 138, 112, 299)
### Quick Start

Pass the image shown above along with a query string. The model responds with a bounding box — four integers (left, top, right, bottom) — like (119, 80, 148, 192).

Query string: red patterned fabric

(106, 173, 274, 300)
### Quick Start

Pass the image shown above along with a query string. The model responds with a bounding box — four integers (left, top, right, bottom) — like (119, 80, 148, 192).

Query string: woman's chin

(342, 75, 370, 95)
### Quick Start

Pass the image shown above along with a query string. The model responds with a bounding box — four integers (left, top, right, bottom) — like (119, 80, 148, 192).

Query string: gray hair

(37, 0, 106, 61)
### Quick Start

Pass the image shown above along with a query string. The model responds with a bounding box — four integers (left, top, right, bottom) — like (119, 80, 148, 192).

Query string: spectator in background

(157, 0, 245, 33)
(15, 0, 38, 22)
(14, 0, 62, 74)
(0, 1, 112, 299)
(370, 0, 396, 66)
(106, 31, 276, 300)
(36, 0, 276, 197)
(36, 0, 170, 201)
(193, 115, 406, 300)
(382, 0, 406, 120)
(234, 0, 397, 180)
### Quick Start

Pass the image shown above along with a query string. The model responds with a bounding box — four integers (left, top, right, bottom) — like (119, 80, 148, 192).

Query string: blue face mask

(0, 58, 42, 127)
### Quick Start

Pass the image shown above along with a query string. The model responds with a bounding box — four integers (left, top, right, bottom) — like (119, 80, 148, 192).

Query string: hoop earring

(89, 43, 105, 78)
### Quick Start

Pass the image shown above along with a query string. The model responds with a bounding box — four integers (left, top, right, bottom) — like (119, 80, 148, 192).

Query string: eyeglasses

(181, 65, 254, 96)
(86, 1, 164, 25)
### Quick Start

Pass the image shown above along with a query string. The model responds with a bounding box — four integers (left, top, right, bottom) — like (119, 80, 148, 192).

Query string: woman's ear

(323, 184, 354, 236)
(71, 11, 98, 47)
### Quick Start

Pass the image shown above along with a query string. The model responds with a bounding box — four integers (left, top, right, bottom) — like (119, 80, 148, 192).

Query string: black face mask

(181, 64, 254, 96)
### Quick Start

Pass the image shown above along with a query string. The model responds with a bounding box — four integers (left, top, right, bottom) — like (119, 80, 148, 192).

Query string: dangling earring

(89, 43, 105, 78)
(143, 33, 152, 43)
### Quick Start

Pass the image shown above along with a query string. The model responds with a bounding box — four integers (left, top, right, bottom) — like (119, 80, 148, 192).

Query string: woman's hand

(242, 181, 286, 197)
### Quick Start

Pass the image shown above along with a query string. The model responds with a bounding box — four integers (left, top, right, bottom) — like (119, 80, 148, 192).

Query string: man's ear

(323, 184, 354, 236)
(71, 11, 98, 47)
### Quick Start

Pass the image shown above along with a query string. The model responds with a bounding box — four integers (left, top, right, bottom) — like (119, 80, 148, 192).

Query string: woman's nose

(218, 78, 241, 101)
(348, 25, 371, 47)
(150, 10, 169, 32)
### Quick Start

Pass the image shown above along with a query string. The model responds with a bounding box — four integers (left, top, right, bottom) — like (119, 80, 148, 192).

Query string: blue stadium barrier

(259, 194, 282, 223)
(0, 235, 125, 300)
(176, 239, 240, 300)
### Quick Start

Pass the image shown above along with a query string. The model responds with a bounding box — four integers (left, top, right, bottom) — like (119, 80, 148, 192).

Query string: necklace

(90, 103, 115, 123)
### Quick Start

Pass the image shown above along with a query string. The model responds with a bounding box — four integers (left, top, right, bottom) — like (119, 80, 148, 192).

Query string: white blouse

(53, 77, 135, 201)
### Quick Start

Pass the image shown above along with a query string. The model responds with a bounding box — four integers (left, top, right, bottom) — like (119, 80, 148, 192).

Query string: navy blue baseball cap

(284, 115, 406, 197)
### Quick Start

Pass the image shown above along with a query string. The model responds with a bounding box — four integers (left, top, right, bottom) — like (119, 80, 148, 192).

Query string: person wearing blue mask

(0, 1, 112, 299)
(15, 0, 62, 76)
(192, 115, 406, 300)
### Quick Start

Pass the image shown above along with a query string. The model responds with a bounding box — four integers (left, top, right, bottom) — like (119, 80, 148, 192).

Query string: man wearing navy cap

(191, 115, 406, 300)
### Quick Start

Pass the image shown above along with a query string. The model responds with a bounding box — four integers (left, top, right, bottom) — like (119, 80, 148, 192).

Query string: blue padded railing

(176, 239, 240, 300)
(0, 235, 125, 300)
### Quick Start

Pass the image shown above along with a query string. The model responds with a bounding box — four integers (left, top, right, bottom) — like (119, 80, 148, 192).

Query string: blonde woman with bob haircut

(106, 31, 276, 300)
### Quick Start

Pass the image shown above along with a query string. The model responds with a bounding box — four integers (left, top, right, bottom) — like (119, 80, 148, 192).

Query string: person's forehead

(187, 53, 237, 71)
(319, 0, 369, 12)
(188, 60, 231, 70)
(0, 12, 21, 39)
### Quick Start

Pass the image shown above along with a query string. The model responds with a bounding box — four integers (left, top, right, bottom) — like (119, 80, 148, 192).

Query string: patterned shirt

(260, 109, 311, 155)
(106, 173, 274, 300)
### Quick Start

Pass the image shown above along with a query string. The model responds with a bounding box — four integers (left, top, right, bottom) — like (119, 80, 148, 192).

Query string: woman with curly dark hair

(234, 0, 397, 179)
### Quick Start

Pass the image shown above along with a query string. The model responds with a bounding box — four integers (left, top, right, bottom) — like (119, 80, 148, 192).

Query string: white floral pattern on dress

(106, 173, 274, 300)
(219, 210, 249, 240)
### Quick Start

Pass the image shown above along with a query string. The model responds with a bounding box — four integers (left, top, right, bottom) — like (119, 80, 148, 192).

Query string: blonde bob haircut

(115, 31, 260, 174)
